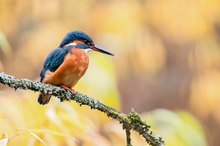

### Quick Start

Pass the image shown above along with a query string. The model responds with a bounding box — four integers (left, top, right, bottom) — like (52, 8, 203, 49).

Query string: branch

(0, 72, 164, 146)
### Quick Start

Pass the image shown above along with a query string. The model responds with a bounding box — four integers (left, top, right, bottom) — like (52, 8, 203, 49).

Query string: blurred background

(0, 0, 220, 145)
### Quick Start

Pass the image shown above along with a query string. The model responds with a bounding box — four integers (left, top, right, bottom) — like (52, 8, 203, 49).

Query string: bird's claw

(60, 85, 77, 94)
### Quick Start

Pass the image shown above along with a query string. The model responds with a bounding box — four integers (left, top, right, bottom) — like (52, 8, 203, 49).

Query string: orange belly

(43, 48, 89, 87)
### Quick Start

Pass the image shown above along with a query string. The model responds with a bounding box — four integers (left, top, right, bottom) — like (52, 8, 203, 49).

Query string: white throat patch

(64, 42, 92, 53)
(84, 49, 92, 53)
(64, 42, 77, 47)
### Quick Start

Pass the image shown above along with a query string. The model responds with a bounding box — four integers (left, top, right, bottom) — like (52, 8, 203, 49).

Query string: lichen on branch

(0, 72, 164, 146)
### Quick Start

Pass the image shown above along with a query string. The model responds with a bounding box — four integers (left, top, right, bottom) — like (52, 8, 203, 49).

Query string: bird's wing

(40, 46, 72, 82)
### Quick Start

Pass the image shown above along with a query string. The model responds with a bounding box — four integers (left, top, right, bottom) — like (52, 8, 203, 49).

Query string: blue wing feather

(40, 46, 73, 82)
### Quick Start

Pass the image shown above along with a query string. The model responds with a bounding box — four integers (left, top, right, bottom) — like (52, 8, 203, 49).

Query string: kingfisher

(38, 31, 114, 105)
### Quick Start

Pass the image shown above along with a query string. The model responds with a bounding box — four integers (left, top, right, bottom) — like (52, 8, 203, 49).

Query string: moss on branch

(0, 72, 164, 146)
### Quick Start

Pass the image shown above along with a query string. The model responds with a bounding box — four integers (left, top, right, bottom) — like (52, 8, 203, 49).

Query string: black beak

(92, 46, 114, 56)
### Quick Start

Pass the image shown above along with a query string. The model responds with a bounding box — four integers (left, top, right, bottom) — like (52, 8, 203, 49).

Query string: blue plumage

(40, 31, 94, 82)
(40, 46, 72, 81)
(38, 31, 113, 105)
(39, 44, 79, 105)
(59, 31, 93, 47)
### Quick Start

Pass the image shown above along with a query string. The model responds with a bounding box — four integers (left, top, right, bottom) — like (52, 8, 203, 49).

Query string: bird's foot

(60, 85, 77, 94)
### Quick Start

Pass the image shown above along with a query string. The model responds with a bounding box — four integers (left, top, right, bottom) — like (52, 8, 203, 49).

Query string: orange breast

(43, 48, 89, 87)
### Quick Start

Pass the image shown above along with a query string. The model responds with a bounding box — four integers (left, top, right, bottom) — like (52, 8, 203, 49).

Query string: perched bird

(38, 31, 114, 105)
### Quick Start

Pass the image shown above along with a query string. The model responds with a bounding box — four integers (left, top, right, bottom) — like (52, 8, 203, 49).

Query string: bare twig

(0, 72, 165, 146)
(124, 124, 132, 146)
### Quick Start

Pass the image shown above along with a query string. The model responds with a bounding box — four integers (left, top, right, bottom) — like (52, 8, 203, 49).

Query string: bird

(38, 31, 114, 105)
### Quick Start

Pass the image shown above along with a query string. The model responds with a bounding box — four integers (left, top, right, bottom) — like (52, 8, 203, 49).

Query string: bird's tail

(38, 94, 51, 105)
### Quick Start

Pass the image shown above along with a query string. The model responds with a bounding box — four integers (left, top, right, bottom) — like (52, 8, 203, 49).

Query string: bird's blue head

(60, 31, 93, 47)
(59, 31, 114, 56)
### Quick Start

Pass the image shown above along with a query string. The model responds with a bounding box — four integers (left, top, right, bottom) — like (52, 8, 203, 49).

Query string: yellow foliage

(190, 71, 220, 121)
(1, 0, 220, 145)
